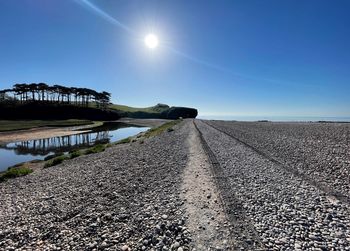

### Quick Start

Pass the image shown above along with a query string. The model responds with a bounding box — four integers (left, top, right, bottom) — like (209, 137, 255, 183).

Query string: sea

(198, 115, 350, 122)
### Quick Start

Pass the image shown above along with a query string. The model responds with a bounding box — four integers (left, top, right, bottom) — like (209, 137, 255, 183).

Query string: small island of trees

(0, 83, 111, 109)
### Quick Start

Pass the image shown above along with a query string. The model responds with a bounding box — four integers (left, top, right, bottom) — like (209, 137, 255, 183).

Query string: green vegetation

(44, 155, 69, 168)
(109, 103, 197, 120)
(0, 119, 93, 132)
(44, 152, 64, 161)
(109, 103, 169, 113)
(115, 137, 132, 145)
(0, 83, 119, 121)
(1, 83, 111, 109)
(113, 119, 181, 145)
(69, 150, 82, 159)
(1, 84, 197, 121)
(0, 167, 33, 182)
(85, 144, 107, 154)
(143, 119, 181, 138)
(44, 145, 106, 168)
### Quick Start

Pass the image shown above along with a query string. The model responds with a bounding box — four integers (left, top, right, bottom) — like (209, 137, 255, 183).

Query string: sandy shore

(0, 127, 92, 144)
(0, 119, 168, 144)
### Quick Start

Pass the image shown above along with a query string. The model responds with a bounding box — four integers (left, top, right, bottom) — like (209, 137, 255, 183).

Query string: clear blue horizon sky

(0, 0, 349, 117)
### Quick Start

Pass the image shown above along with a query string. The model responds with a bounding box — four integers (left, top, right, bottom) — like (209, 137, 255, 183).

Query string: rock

(173, 242, 180, 248)
(121, 245, 130, 251)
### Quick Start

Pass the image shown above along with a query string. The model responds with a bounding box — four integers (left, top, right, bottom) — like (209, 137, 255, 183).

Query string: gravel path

(196, 120, 350, 250)
(0, 120, 193, 250)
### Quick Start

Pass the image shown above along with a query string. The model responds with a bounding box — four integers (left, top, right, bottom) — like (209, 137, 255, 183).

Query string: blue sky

(0, 0, 349, 116)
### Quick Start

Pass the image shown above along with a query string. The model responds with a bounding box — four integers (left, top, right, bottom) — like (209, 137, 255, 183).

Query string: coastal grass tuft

(0, 167, 33, 182)
(85, 144, 106, 154)
(115, 137, 132, 145)
(69, 150, 82, 159)
(143, 119, 180, 138)
(44, 155, 69, 168)
(44, 145, 107, 168)
(112, 119, 181, 145)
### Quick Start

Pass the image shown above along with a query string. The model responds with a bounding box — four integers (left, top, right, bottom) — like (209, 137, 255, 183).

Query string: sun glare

(144, 34, 159, 49)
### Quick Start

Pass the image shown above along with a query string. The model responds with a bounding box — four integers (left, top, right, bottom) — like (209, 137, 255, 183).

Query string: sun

(144, 34, 159, 49)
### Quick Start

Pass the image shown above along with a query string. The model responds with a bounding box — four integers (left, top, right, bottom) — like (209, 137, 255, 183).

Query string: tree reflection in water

(4, 130, 110, 156)
(0, 122, 149, 172)
(1, 122, 143, 156)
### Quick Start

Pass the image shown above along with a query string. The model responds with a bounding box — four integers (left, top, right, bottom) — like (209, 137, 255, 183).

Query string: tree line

(0, 83, 111, 109)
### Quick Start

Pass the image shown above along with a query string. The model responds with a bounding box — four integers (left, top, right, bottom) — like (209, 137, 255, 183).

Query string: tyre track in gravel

(193, 120, 265, 250)
(201, 120, 350, 205)
(181, 121, 232, 250)
(195, 119, 350, 250)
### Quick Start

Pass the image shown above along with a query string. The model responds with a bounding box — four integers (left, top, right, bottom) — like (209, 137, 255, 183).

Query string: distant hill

(0, 103, 197, 120)
(109, 103, 198, 119)
(109, 103, 170, 114)
(0, 103, 121, 121)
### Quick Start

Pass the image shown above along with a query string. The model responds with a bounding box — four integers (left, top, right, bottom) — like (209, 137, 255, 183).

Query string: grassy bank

(109, 103, 169, 113)
(0, 165, 33, 182)
(0, 119, 94, 132)
(143, 119, 180, 138)
(44, 144, 109, 168)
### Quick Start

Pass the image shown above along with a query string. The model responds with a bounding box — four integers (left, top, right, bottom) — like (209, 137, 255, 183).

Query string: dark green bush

(44, 155, 68, 168)
(69, 150, 82, 159)
(0, 167, 33, 182)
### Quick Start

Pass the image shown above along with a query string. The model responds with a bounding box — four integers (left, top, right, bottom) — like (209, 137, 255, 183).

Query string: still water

(0, 122, 149, 172)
